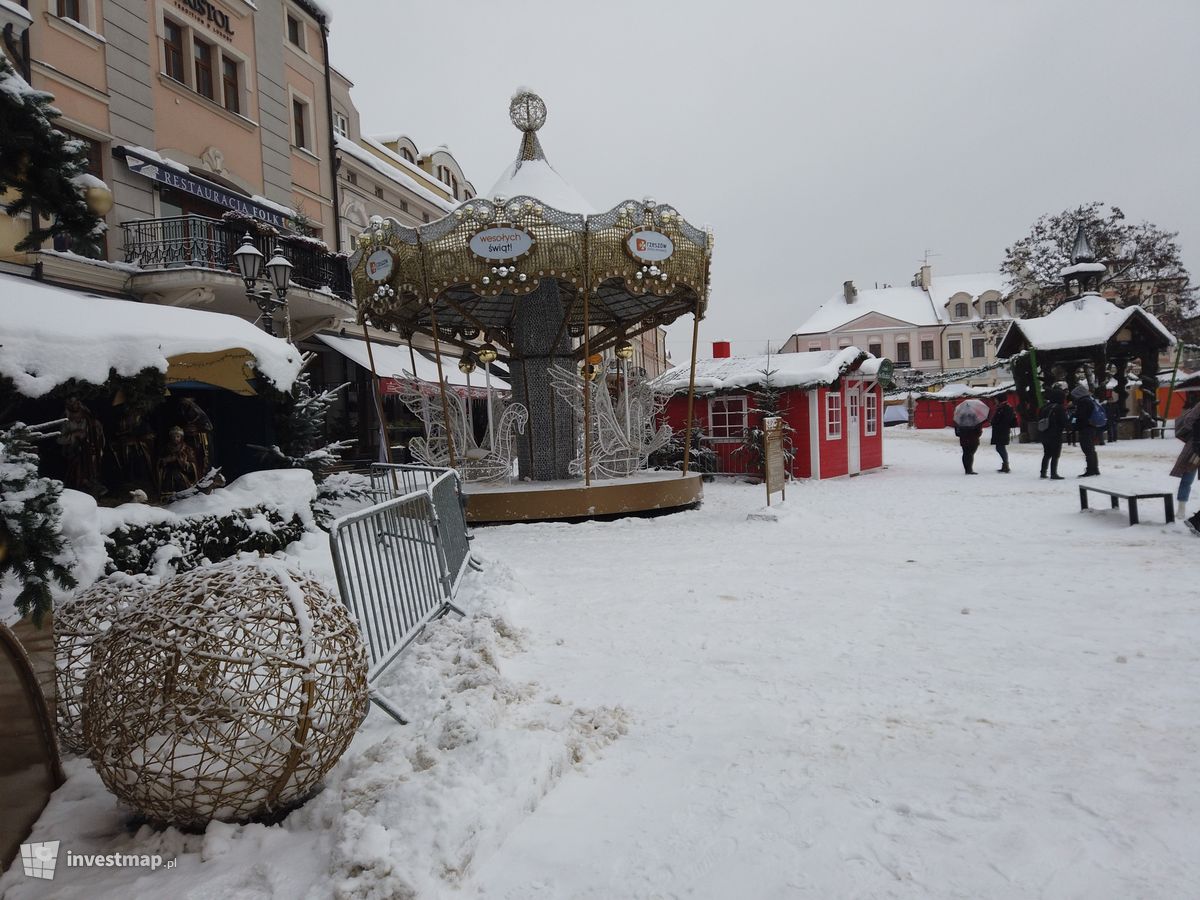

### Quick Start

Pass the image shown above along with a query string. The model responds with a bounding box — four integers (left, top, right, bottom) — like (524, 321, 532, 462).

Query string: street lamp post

(616, 339, 635, 438)
(233, 233, 294, 339)
(266, 248, 294, 342)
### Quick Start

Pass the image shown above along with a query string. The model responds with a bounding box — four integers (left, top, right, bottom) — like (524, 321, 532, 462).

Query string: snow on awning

(0, 275, 302, 396)
(315, 333, 510, 395)
(652, 347, 880, 396)
(917, 381, 1014, 400)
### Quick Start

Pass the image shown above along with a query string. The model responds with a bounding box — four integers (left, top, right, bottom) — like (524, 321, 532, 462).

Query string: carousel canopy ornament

(346, 90, 713, 365)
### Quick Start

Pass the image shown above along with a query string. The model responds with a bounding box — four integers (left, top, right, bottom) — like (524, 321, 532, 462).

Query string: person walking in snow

(990, 394, 1016, 473)
(955, 420, 983, 475)
(1070, 384, 1101, 477)
(1039, 387, 1068, 480)
(1169, 391, 1200, 532)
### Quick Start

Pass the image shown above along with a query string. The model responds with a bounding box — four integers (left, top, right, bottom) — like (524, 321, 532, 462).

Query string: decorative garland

(883, 351, 1029, 396)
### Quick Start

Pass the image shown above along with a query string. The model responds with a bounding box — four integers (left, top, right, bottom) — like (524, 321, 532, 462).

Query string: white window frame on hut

(826, 392, 843, 440)
(708, 395, 748, 441)
(865, 392, 878, 436)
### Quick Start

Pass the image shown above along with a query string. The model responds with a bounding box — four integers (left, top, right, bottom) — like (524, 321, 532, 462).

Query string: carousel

(347, 91, 713, 523)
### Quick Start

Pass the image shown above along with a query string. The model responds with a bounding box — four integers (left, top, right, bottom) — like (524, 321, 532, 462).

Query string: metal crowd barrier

(329, 466, 475, 723)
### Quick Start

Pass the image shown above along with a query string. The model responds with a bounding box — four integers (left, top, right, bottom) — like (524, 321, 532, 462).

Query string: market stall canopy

(652, 347, 882, 396)
(346, 91, 712, 363)
(0, 274, 302, 397)
(997, 294, 1174, 357)
(315, 333, 510, 393)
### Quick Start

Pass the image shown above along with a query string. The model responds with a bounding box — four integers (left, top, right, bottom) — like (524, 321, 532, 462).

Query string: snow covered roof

(485, 157, 595, 214)
(792, 273, 1011, 336)
(917, 381, 1014, 400)
(0, 275, 303, 396)
(315, 333, 510, 392)
(1002, 294, 1175, 352)
(652, 347, 881, 396)
(336, 135, 456, 213)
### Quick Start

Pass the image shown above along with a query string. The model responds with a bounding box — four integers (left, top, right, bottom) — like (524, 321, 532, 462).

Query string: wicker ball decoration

(55, 574, 154, 753)
(82, 558, 369, 828)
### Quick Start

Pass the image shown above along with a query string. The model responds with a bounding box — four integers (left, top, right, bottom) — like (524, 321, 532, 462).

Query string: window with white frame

(865, 392, 878, 435)
(808, 342, 822, 352)
(826, 392, 842, 440)
(709, 395, 748, 440)
(334, 111, 349, 137)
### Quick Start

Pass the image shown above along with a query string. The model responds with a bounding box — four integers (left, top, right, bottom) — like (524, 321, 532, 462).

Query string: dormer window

(984, 300, 999, 317)
(954, 302, 968, 319)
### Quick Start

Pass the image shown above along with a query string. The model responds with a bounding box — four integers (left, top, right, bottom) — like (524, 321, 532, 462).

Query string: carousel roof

(997, 293, 1174, 354)
(346, 91, 712, 364)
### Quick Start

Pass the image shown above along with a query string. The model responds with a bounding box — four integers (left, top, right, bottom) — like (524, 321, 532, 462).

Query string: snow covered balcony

(119, 215, 353, 339)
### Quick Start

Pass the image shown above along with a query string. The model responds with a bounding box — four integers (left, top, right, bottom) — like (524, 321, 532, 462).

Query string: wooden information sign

(763, 416, 785, 505)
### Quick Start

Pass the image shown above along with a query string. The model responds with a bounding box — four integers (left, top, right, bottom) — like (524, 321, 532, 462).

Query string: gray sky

(326, 0, 1200, 365)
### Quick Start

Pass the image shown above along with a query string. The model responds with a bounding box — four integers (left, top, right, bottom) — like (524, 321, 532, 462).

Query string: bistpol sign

(626, 230, 674, 262)
(469, 226, 534, 261)
(366, 249, 394, 282)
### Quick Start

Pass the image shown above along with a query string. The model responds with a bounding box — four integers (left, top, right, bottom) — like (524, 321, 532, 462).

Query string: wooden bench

(1079, 485, 1175, 526)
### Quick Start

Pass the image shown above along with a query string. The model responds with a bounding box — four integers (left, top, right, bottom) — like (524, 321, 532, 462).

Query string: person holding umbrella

(953, 398, 989, 475)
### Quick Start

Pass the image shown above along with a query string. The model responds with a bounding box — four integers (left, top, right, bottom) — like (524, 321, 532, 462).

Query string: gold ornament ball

(615, 340, 635, 361)
(82, 559, 369, 829)
(476, 344, 498, 365)
(85, 185, 115, 217)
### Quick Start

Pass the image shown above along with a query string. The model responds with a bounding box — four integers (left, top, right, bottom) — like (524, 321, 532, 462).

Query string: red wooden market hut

(653, 344, 886, 479)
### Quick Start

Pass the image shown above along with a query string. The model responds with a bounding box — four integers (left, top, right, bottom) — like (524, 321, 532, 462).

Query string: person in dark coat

(990, 394, 1017, 473)
(1039, 387, 1068, 480)
(955, 420, 984, 474)
(1071, 383, 1101, 477)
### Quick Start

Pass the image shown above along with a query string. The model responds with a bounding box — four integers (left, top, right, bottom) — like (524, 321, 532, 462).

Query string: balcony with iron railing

(121, 215, 352, 302)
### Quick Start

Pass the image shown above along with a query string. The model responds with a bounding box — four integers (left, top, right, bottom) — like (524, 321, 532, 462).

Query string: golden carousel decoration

(348, 90, 713, 522)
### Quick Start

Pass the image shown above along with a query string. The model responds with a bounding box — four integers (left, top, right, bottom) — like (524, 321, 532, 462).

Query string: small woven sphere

(83, 558, 369, 829)
(509, 90, 547, 133)
(55, 574, 154, 753)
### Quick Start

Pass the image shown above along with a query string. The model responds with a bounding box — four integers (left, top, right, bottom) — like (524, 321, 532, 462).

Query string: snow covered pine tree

(0, 53, 102, 253)
(736, 368, 795, 474)
(0, 423, 76, 626)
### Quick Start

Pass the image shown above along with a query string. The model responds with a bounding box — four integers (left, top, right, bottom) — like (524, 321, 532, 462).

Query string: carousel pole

(407, 334, 433, 444)
(682, 311, 701, 476)
(360, 322, 393, 464)
(427, 305, 458, 469)
(484, 363, 495, 450)
(623, 353, 632, 437)
(583, 292, 592, 488)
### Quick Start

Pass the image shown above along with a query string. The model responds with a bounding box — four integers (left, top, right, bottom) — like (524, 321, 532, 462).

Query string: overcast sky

(326, 0, 1199, 364)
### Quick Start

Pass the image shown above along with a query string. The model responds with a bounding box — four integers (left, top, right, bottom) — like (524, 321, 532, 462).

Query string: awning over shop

(115, 146, 293, 229)
(315, 333, 510, 396)
(0, 274, 302, 397)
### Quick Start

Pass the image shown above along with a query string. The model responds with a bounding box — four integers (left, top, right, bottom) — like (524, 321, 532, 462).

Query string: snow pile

(0, 559, 627, 899)
(653, 346, 881, 395)
(917, 381, 1014, 400)
(0, 275, 303, 396)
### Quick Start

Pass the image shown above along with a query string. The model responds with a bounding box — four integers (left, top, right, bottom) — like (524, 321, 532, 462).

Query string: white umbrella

(953, 398, 990, 427)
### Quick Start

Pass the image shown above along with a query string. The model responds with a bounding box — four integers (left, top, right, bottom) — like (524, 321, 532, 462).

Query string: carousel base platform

(463, 470, 703, 524)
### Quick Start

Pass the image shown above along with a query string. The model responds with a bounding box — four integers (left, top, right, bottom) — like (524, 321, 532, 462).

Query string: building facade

(2, 0, 350, 340)
(783, 266, 1020, 387)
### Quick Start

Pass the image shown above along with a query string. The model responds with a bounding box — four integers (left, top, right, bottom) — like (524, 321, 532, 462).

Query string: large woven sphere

(82, 558, 369, 829)
(55, 574, 154, 753)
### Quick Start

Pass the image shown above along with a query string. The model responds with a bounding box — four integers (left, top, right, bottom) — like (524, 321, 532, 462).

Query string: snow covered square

(3, 428, 1198, 899)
